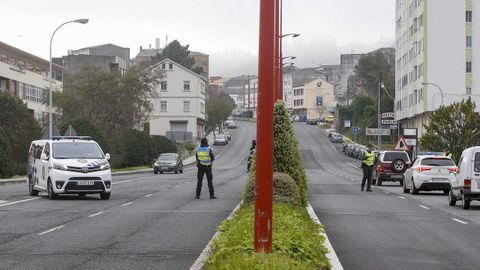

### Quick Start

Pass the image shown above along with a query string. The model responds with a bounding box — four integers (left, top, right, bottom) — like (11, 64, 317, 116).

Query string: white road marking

(0, 200, 8, 204)
(419, 205, 430, 210)
(383, 191, 390, 194)
(451, 218, 468, 225)
(88, 211, 104, 218)
(121, 202, 133, 207)
(175, 185, 181, 188)
(38, 225, 65, 235)
(398, 196, 406, 200)
(144, 194, 153, 198)
(351, 178, 356, 181)
(0, 197, 40, 208)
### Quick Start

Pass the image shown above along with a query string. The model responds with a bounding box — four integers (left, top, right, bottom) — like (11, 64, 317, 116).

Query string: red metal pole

(254, 0, 275, 253)
(274, 0, 280, 102)
(279, 0, 283, 101)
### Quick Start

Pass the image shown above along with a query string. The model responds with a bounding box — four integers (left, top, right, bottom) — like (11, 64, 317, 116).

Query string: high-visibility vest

(447, 153, 453, 158)
(363, 151, 375, 166)
(197, 146, 212, 165)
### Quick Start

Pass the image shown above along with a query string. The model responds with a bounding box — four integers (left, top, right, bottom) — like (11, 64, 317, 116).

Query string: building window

(184, 81, 190, 91)
(169, 63, 173, 69)
(467, 87, 472, 95)
(467, 36, 472, 48)
(160, 81, 167, 91)
(183, 101, 190, 112)
(466, 11, 473, 23)
(467, 62, 472, 73)
(160, 101, 167, 112)
(162, 63, 166, 69)
(24, 84, 44, 103)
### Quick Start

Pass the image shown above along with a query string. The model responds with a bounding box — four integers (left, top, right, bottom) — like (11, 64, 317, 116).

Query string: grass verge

(204, 203, 330, 270)
(111, 166, 150, 173)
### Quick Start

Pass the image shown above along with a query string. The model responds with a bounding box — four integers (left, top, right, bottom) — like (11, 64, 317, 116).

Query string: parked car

(449, 146, 480, 209)
(403, 155, 456, 195)
(214, 134, 228, 145)
(353, 145, 367, 159)
(306, 119, 318, 125)
(325, 115, 335, 123)
(154, 153, 183, 174)
(331, 134, 343, 143)
(327, 129, 336, 138)
(226, 121, 237, 129)
(346, 144, 356, 156)
(224, 131, 232, 140)
(373, 150, 411, 186)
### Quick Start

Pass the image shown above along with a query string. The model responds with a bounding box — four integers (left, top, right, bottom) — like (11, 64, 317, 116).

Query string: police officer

(444, 148, 453, 158)
(361, 144, 375, 192)
(195, 138, 216, 199)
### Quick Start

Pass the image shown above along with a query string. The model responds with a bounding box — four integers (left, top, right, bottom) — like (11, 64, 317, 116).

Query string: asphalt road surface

(296, 123, 480, 270)
(0, 121, 255, 270)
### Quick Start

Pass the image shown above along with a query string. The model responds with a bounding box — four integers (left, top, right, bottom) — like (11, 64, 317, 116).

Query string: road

(0, 122, 255, 270)
(296, 123, 480, 270)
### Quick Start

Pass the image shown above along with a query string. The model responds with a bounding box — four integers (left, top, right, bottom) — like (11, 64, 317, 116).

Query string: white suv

(27, 136, 112, 200)
(449, 146, 480, 209)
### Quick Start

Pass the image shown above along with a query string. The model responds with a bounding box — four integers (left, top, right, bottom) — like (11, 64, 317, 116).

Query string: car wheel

(443, 189, 449, 195)
(28, 177, 38, 196)
(411, 178, 419, 195)
(448, 190, 457, 206)
(47, 179, 58, 200)
(100, 192, 110, 200)
(403, 179, 410, 193)
(463, 194, 470, 210)
(175, 169, 178, 174)
(160, 171, 163, 174)
(154, 169, 158, 175)
(399, 178, 404, 186)
(180, 168, 183, 173)
(392, 159, 406, 173)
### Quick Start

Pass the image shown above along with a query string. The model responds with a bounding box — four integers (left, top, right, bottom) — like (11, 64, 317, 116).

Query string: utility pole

(377, 81, 382, 150)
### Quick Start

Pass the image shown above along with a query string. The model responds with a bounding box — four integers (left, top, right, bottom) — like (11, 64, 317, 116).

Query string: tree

(206, 93, 236, 131)
(152, 40, 195, 71)
(0, 128, 15, 178)
(273, 101, 307, 205)
(60, 118, 109, 153)
(420, 98, 480, 161)
(0, 92, 42, 176)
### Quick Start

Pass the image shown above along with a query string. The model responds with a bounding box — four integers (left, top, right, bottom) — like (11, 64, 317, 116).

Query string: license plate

(391, 174, 403, 179)
(431, 178, 448, 182)
(77, 180, 95, 186)
(161, 167, 168, 170)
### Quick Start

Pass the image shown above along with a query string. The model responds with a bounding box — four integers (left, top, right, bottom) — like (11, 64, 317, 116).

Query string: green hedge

(244, 171, 301, 206)
(60, 118, 110, 153)
(204, 204, 330, 270)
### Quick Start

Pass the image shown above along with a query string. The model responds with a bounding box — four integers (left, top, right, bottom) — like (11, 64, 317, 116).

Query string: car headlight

(171, 162, 177, 166)
(53, 163, 68, 170)
(100, 164, 110, 170)
(154, 162, 159, 166)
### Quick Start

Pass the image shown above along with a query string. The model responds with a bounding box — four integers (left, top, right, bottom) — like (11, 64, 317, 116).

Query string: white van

(449, 146, 480, 209)
(27, 136, 112, 200)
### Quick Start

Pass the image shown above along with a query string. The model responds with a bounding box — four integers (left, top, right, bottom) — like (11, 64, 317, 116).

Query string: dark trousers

(196, 164, 214, 196)
(361, 165, 373, 191)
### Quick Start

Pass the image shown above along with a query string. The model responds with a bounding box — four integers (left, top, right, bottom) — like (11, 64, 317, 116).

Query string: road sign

(344, 120, 351, 128)
(405, 138, 417, 146)
(403, 128, 417, 136)
(365, 128, 390, 136)
(389, 125, 398, 129)
(382, 112, 395, 119)
(351, 127, 359, 134)
(394, 136, 410, 150)
(381, 119, 397, 125)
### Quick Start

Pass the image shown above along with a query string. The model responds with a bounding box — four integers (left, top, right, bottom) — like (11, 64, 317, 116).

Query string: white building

(283, 72, 294, 110)
(148, 58, 207, 142)
(395, 0, 480, 136)
(244, 78, 258, 117)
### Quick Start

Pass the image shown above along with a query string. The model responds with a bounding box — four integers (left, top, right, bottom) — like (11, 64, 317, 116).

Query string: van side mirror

(41, 153, 48, 160)
(105, 153, 111, 160)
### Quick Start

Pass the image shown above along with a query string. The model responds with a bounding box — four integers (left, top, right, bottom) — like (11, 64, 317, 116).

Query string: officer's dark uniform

(361, 147, 375, 192)
(195, 138, 216, 199)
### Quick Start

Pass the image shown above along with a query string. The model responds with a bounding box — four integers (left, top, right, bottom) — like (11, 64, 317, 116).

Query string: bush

(0, 128, 15, 178)
(120, 129, 154, 167)
(60, 118, 109, 153)
(205, 204, 330, 270)
(244, 171, 301, 206)
(184, 140, 196, 152)
(273, 101, 308, 205)
(151, 135, 177, 156)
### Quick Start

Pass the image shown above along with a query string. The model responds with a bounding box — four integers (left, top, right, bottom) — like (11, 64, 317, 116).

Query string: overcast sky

(2, 0, 394, 76)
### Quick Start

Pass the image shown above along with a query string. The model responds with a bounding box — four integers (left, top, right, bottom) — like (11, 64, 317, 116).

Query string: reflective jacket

(196, 146, 213, 166)
(362, 151, 375, 166)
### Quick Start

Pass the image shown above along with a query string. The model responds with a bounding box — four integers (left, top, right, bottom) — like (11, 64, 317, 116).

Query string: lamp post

(48, 18, 89, 139)
(277, 33, 300, 101)
(421, 82, 444, 106)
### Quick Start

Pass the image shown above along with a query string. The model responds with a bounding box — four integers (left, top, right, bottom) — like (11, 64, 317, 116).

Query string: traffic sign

(405, 138, 417, 146)
(366, 128, 390, 136)
(382, 112, 395, 119)
(351, 127, 359, 134)
(389, 125, 398, 129)
(344, 120, 351, 128)
(381, 119, 397, 125)
(394, 136, 410, 150)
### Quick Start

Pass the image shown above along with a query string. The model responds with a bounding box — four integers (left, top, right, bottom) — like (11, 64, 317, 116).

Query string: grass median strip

(204, 203, 330, 270)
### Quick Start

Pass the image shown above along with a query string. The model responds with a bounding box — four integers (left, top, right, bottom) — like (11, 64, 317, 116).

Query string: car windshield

(158, 154, 177, 161)
(383, 152, 409, 162)
(53, 142, 104, 159)
(421, 158, 455, 166)
(217, 135, 226, 139)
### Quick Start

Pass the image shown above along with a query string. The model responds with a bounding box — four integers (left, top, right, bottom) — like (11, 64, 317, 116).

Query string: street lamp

(282, 56, 296, 60)
(48, 18, 89, 139)
(281, 33, 300, 38)
(422, 82, 444, 106)
(277, 33, 300, 100)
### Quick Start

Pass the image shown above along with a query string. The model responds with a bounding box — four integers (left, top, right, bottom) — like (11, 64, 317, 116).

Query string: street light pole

(278, 32, 300, 102)
(48, 18, 88, 139)
(421, 82, 444, 106)
(377, 81, 381, 150)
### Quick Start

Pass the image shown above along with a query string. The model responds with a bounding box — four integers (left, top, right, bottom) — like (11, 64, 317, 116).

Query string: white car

(449, 146, 480, 209)
(403, 155, 456, 195)
(27, 136, 112, 200)
(214, 134, 228, 145)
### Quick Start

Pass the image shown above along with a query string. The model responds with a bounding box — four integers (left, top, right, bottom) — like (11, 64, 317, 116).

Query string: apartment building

(292, 79, 336, 121)
(395, 0, 480, 136)
(148, 58, 207, 142)
(0, 41, 62, 121)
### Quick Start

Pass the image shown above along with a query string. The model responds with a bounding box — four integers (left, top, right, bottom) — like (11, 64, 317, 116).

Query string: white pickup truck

(449, 146, 480, 209)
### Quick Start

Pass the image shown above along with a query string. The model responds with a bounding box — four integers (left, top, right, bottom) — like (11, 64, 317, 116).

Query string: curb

(306, 202, 344, 270)
(189, 200, 243, 270)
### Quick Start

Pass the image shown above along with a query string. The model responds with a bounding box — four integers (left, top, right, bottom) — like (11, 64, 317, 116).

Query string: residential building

(284, 67, 325, 112)
(336, 53, 364, 105)
(244, 77, 258, 117)
(0, 41, 63, 121)
(395, 0, 480, 137)
(292, 79, 336, 120)
(148, 58, 207, 142)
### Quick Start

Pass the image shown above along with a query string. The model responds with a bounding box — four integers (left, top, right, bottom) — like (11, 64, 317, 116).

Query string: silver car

(214, 134, 228, 145)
